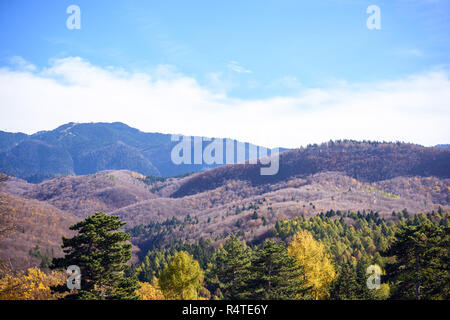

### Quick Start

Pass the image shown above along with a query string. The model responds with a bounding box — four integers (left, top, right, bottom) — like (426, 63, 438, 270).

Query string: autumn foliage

(136, 281, 164, 300)
(0, 267, 66, 300)
(288, 230, 336, 299)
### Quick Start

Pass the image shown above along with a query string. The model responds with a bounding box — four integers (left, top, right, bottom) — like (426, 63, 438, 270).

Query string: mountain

(0, 122, 280, 183)
(1, 140, 449, 269)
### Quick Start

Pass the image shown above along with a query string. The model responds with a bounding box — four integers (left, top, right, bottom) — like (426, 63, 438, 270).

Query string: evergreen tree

(354, 258, 374, 299)
(330, 258, 390, 300)
(132, 249, 173, 283)
(383, 223, 449, 300)
(210, 235, 252, 300)
(247, 240, 311, 299)
(52, 212, 139, 300)
(329, 263, 360, 300)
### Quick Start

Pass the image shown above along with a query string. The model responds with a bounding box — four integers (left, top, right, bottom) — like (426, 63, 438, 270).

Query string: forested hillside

(2, 210, 447, 300)
(172, 140, 450, 197)
(127, 209, 449, 300)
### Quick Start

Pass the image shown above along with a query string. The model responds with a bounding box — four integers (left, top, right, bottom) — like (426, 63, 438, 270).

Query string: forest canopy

(0, 209, 448, 300)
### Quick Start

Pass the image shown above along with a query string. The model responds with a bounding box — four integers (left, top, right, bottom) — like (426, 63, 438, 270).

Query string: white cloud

(0, 56, 449, 149)
(227, 61, 252, 74)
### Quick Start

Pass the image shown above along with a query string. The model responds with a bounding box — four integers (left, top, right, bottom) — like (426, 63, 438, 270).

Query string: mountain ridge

(0, 122, 280, 182)
(172, 140, 450, 197)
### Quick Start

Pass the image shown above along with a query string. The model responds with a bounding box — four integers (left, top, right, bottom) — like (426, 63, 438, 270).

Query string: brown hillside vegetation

(0, 192, 77, 271)
(1, 169, 449, 250)
(171, 141, 450, 197)
(373, 176, 450, 205)
(0, 141, 449, 270)
(122, 171, 449, 248)
(5, 170, 157, 219)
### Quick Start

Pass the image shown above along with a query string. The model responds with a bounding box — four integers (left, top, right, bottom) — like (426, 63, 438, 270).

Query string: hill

(0, 140, 449, 271)
(171, 140, 450, 197)
(0, 170, 159, 219)
(1, 166, 448, 260)
(0, 191, 78, 271)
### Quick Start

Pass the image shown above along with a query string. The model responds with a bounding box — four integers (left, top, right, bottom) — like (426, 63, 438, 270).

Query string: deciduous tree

(136, 280, 164, 300)
(159, 251, 204, 300)
(0, 267, 66, 300)
(288, 230, 336, 299)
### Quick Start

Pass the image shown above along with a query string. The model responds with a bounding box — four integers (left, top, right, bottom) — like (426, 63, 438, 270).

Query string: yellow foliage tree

(0, 267, 66, 300)
(158, 251, 204, 300)
(288, 230, 336, 299)
(136, 281, 165, 300)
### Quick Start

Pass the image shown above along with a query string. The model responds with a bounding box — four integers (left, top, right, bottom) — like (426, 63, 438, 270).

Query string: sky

(0, 0, 449, 148)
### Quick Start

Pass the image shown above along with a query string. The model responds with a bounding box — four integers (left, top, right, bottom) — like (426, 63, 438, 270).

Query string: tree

(159, 251, 204, 300)
(288, 230, 336, 299)
(210, 235, 252, 299)
(132, 250, 173, 283)
(383, 223, 449, 300)
(0, 267, 66, 300)
(247, 240, 311, 299)
(330, 260, 389, 300)
(136, 281, 164, 300)
(329, 263, 360, 300)
(52, 212, 139, 300)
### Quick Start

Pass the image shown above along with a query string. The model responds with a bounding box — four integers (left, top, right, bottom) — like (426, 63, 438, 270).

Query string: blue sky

(0, 0, 449, 147)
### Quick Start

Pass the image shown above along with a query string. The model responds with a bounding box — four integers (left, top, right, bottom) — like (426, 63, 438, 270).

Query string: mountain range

(0, 128, 449, 270)
(0, 122, 281, 183)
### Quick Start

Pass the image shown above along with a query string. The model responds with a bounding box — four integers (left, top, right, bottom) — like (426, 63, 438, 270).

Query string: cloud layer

(0, 57, 449, 148)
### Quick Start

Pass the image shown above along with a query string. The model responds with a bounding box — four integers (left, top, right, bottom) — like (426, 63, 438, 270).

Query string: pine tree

(51, 212, 139, 300)
(329, 263, 360, 300)
(132, 249, 173, 283)
(354, 258, 374, 299)
(383, 223, 449, 300)
(247, 240, 311, 299)
(210, 235, 252, 300)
